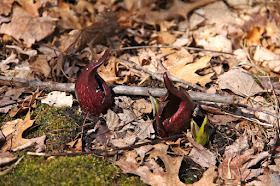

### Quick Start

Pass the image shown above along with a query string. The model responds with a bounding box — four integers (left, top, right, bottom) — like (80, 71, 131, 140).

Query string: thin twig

(0, 75, 238, 104)
(0, 156, 24, 176)
(113, 45, 234, 55)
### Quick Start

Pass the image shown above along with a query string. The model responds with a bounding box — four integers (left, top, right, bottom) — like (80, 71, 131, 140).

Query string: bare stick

(114, 45, 234, 55)
(0, 75, 238, 104)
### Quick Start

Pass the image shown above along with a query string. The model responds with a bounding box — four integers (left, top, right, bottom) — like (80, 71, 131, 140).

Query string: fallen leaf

(157, 31, 177, 45)
(246, 25, 265, 46)
(116, 143, 186, 186)
(248, 167, 280, 186)
(135, 145, 153, 163)
(0, 6, 57, 47)
(198, 1, 235, 25)
(110, 134, 137, 148)
(192, 166, 218, 186)
(0, 0, 14, 16)
(197, 34, 232, 53)
(224, 135, 249, 157)
(0, 152, 17, 166)
(169, 56, 214, 86)
(65, 8, 119, 54)
(134, 0, 217, 26)
(218, 68, 263, 96)
(1, 111, 46, 152)
(98, 56, 120, 84)
(188, 139, 216, 168)
(16, 0, 41, 17)
(0, 87, 25, 114)
(105, 109, 120, 131)
(218, 151, 269, 182)
(133, 98, 153, 115)
(49, 1, 82, 30)
(253, 46, 280, 73)
(31, 55, 51, 78)
(41, 91, 73, 107)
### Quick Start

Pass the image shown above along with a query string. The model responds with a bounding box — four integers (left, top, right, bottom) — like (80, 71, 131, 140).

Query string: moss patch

(0, 103, 144, 185)
(0, 155, 144, 185)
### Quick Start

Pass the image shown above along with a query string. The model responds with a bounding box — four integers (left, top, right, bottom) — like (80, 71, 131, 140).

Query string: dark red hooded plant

(156, 72, 194, 138)
(75, 49, 112, 116)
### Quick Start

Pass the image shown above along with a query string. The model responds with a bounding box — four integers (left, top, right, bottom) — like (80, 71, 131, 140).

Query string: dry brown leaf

(0, 0, 14, 16)
(135, 0, 217, 26)
(246, 25, 265, 46)
(218, 152, 269, 182)
(224, 135, 249, 158)
(31, 55, 51, 78)
(116, 143, 186, 186)
(98, 56, 120, 84)
(253, 46, 280, 73)
(129, 48, 159, 72)
(247, 167, 280, 186)
(169, 56, 214, 86)
(66, 138, 83, 152)
(0, 6, 57, 47)
(16, 0, 41, 17)
(157, 32, 177, 45)
(133, 98, 152, 114)
(0, 87, 25, 114)
(197, 34, 232, 53)
(65, 8, 119, 54)
(218, 68, 263, 96)
(49, 1, 82, 30)
(9, 89, 41, 118)
(198, 1, 235, 25)
(192, 166, 218, 186)
(41, 91, 73, 107)
(105, 109, 120, 131)
(188, 139, 216, 168)
(0, 152, 17, 166)
(1, 111, 46, 152)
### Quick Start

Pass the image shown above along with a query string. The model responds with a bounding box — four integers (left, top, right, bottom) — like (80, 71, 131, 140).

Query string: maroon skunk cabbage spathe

(75, 50, 112, 116)
(156, 72, 194, 138)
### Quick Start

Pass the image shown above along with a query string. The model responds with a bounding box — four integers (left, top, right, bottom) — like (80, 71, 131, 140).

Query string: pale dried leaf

(41, 91, 73, 107)
(218, 68, 263, 96)
(105, 109, 120, 131)
(110, 134, 137, 148)
(1, 111, 46, 152)
(0, 152, 17, 166)
(219, 153, 266, 182)
(0, 6, 57, 47)
(224, 135, 249, 157)
(169, 56, 214, 86)
(135, 145, 153, 163)
(0, 0, 14, 16)
(192, 166, 218, 186)
(199, 1, 235, 25)
(253, 46, 280, 73)
(189, 140, 216, 168)
(197, 34, 232, 53)
(3, 61, 32, 79)
(116, 143, 185, 186)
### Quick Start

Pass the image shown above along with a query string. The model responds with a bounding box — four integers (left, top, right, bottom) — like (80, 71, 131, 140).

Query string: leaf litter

(1, 0, 280, 185)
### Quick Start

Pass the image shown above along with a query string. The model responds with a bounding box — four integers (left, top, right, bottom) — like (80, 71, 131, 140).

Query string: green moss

(28, 104, 80, 152)
(0, 155, 144, 185)
(0, 104, 145, 185)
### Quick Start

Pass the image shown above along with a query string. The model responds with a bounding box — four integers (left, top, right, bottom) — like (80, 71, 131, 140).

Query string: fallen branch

(0, 75, 238, 104)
